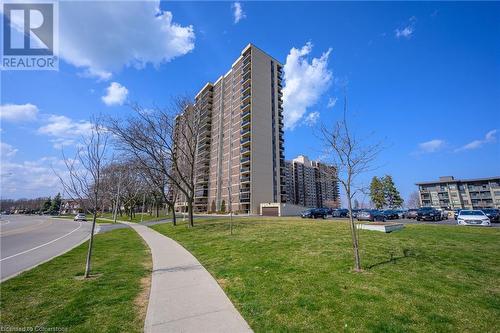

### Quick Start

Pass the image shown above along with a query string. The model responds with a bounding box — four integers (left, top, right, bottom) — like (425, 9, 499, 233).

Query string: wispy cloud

(102, 82, 128, 106)
(327, 97, 337, 109)
(304, 112, 320, 126)
(455, 130, 497, 152)
(283, 42, 333, 130)
(417, 139, 445, 153)
(38, 115, 92, 148)
(395, 16, 417, 39)
(232, 2, 246, 24)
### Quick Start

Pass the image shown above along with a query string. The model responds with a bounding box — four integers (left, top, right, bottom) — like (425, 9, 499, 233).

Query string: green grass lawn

(152, 218, 500, 332)
(0, 229, 151, 333)
(97, 212, 172, 223)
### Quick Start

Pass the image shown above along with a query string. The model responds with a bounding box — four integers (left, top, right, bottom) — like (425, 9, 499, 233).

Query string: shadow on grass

(367, 248, 416, 269)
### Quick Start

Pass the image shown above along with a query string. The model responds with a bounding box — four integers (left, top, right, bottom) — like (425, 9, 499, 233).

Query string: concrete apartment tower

(285, 155, 340, 209)
(190, 44, 285, 214)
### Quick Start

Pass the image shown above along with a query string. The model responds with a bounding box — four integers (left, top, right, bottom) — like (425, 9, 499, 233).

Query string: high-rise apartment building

(177, 44, 285, 214)
(416, 176, 500, 209)
(285, 155, 340, 209)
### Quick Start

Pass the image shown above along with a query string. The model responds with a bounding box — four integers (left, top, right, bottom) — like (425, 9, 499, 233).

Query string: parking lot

(328, 216, 500, 227)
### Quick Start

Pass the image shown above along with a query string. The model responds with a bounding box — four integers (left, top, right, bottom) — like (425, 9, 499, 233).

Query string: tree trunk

(187, 198, 194, 227)
(84, 210, 97, 278)
(167, 202, 177, 226)
(347, 188, 362, 272)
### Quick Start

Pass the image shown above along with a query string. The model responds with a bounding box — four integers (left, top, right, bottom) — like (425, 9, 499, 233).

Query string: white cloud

(232, 2, 246, 24)
(1, 155, 67, 199)
(0, 103, 39, 122)
(327, 97, 337, 109)
(395, 17, 416, 39)
(1, 142, 18, 160)
(455, 129, 497, 152)
(283, 42, 333, 130)
(304, 112, 320, 126)
(102, 82, 129, 106)
(418, 139, 445, 153)
(38, 115, 92, 148)
(51, 1, 195, 79)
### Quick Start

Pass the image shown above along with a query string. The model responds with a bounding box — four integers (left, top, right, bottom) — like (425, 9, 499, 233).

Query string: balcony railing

(242, 111, 251, 119)
(240, 176, 250, 183)
(241, 85, 251, 95)
(240, 166, 250, 173)
(241, 119, 250, 128)
(241, 156, 250, 164)
(241, 137, 251, 145)
(241, 101, 251, 110)
(241, 128, 250, 136)
(241, 147, 250, 154)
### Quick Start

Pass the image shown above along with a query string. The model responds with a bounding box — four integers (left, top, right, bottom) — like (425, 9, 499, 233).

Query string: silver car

(457, 210, 491, 226)
(74, 213, 87, 221)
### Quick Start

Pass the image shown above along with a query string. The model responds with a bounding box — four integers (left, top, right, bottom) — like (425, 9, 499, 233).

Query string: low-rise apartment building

(416, 176, 500, 209)
(284, 155, 340, 209)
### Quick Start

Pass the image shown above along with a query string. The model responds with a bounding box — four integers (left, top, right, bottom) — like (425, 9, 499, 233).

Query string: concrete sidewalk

(123, 222, 252, 333)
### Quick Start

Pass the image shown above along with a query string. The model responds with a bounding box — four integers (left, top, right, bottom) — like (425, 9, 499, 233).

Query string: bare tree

(108, 98, 201, 227)
(406, 191, 420, 209)
(321, 98, 382, 272)
(56, 118, 109, 278)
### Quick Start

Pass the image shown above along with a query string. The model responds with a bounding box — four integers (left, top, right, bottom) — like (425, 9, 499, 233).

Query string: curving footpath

(122, 222, 252, 333)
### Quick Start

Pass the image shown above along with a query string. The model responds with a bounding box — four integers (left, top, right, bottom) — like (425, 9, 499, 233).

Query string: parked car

(453, 209, 461, 220)
(394, 209, 407, 219)
(457, 210, 491, 226)
(406, 209, 418, 219)
(436, 208, 449, 220)
(481, 208, 500, 223)
(332, 208, 349, 218)
(416, 207, 442, 221)
(349, 209, 362, 218)
(74, 213, 87, 221)
(357, 210, 386, 222)
(301, 208, 327, 219)
(382, 210, 399, 220)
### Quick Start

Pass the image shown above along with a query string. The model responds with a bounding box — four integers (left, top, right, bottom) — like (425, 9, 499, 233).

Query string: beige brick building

(285, 155, 340, 209)
(178, 44, 285, 214)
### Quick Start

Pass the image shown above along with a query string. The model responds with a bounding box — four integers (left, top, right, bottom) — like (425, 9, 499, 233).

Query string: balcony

(241, 74, 251, 85)
(241, 93, 251, 103)
(241, 127, 250, 137)
(241, 101, 251, 112)
(240, 194, 250, 202)
(240, 166, 250, 174)
(241, 119, 250, 128)
(242, 59, 251, 72)
(241, 137, 251, 146)
(241, 156, 250, 165)
(240, 187, 250, 194)
(241, 85, 251, 95)
(240, 176, 250, 183)
(241, 146, 251, 155)
(241, 110, 251, 120)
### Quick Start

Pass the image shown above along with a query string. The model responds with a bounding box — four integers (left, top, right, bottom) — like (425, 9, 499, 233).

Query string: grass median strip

(0, 228, 151, 333)
(152, 218, 500, 332)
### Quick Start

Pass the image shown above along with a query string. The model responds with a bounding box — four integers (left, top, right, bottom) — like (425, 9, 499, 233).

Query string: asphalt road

(0, 214, 94, 282)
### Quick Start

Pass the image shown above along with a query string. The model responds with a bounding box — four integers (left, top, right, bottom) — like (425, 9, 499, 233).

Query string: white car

(457, 210, 491, 226)
(74, 213, 87, 221)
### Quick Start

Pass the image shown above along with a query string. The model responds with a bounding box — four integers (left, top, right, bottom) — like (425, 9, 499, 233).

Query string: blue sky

(1, 1, 499, 203)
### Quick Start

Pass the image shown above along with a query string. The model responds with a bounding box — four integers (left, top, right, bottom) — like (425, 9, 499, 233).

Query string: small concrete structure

(260, 202, 306, 217)
(357, 222, 404, 233)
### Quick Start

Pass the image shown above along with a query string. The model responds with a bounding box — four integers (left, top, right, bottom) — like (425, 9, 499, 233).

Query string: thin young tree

(56, 118, 109, 278)
(321, 97, 382, 272)
(406, 191, 420, 209)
